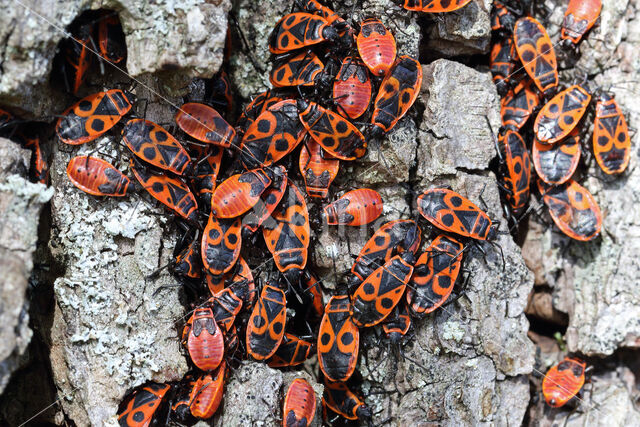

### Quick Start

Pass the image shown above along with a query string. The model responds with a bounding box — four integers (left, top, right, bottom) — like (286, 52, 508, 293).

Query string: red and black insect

(225, 256, 257, 312)
(171, 375, 197, 425)
(542, 357, 587, 408)
(513, 17, 558, 96)
(490, 37, 518, 96)
(189, 363, 227, 419)
(211, 168, 274, 218)
(356, 18, 396, 77)
(122, 119, 191, 175)
(118, 382, 171, 426)
(333, 56, 372, 120)
(593, 93, 630, 175)
(283, 378, 317, 427)
(534, 84, 591, 144)
(406, 235, 463, 316)
(175, 102, 237, 147)
(242, 166, 288, 234)
(496, 130, 531, 216)
(191, 144, 224, 208)
(349, 219, 421, 287)
(561, 0, 602, 47)
(201, 215, 242, 292)
(370, 55, 422, 137)
(501, 78, 540, 131)
(268, 12, 339, 54)
(67, 155, 130, 197)
(208, 288, 243, 332)
(298, 99, 366, 160)
(350, 252, 414, 328)
(173, 232, 203, 280)
(130, 159, 198, 222)
(240, 99, 306, 169)
(262, 182, 310, 284)
(270, 51, 325, 87)
(532, 129, 580, 185)
(323, 188, 383, 226)
(246, 284, 287, 360)
(417, 188, 494, 240)
(236, 91, 288, 135)
(301, 0, 350, 31)
(402, 0, 472, 13)
(382, 304, 412, 344)
(182, 307, 225, 371)
(97, 11, 126, 64)
(538, 179, 602, 241)
(491, 1, 516, 34)
(318, 295, 359, 382)
(322, 379, 371, 421)
(57, 89, 135, 145)
(299, 138, 340, 198)
(62, 20, 93, 94)
(267, 333, 313, 368)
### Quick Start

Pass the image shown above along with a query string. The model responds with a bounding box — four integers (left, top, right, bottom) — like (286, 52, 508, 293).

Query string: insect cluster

(491, 0, 629, 243)
(0, 0, 628, 425)
(491, 0, 628, 409)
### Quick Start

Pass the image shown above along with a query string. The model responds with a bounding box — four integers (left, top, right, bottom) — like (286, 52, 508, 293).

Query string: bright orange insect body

(299, 138, 340, 198)
(267, 333, 313, 368)
(57, 89, 135, 145)
(67, 156, 130, 197)
(318, 295, 359, 382)
(561, 0, 602, 45)
(333, 56, 372, 120)
(270, 51, 324, 87)
(538, 179, 602, 241)
(189, 363, 226, 418)
(122, 119, 191, 175)
(268, 12, 337, 54)
(417, 188, 493, 240)
(593, 93, 630, 174)
(542, 357, 586, 407)
(323, 189, 383, 226)
(262, 183, 310, 283)
(201, 216, 242, 288)
(242, 166, 288, 234)
(534, 85, 591, 144)
(283, 378, 317, 427)
(183, 307, 224, 371)
(371, 56, 422, 136)
(246, 285, 287, 360)
(211, 168, 272, 218)
(240, 99, 306, 169)
(357, 19, 396, 77)
(130, 160, 198, 222)
(501, 78, 540, 131)
(513, 17, 558, 95)
(175, 102, 236, 147)
(298, 99, 366, 160)
(498, 130, 531, 215)
(350, 253, 414, 328)
(402, 0, 472, 13)
(406, 235, 463, 316)
(118, 383, 170, 426)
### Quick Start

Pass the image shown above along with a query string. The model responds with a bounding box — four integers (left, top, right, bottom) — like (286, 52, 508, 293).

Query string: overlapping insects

(8, 0, 625, 424)
(490, 0, 624, 243)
